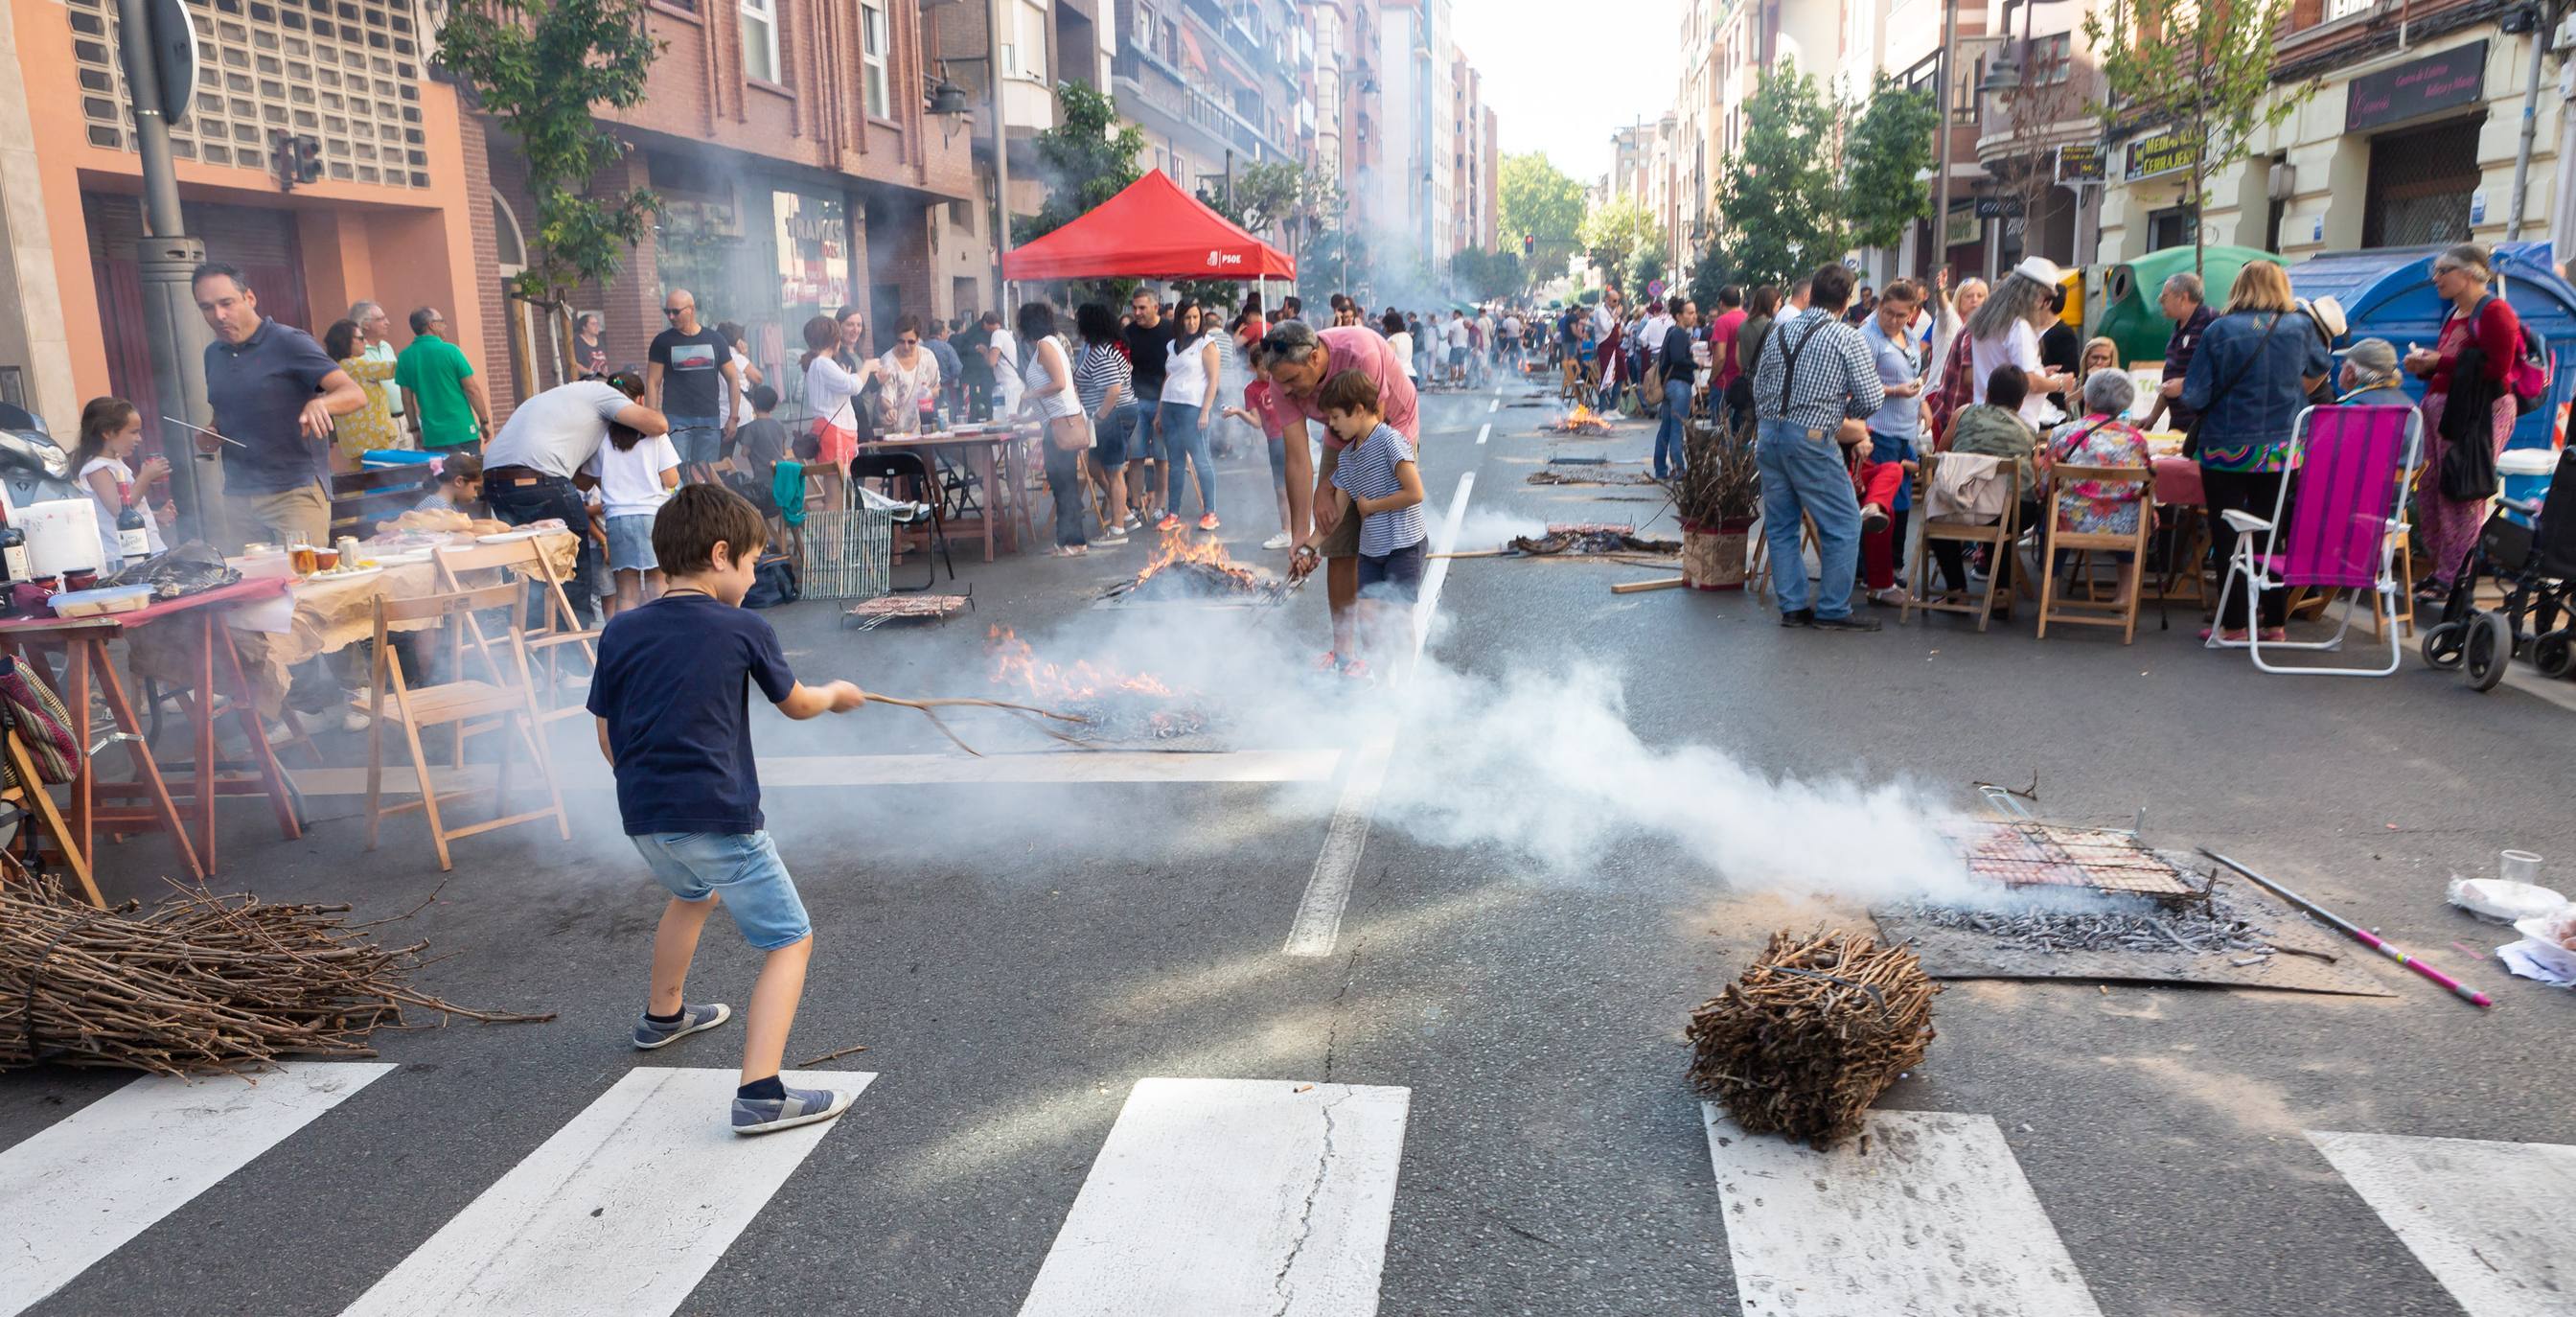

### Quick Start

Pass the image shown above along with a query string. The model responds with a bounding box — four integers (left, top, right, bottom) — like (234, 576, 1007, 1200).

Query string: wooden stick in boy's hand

(864, 693, 1095, 754)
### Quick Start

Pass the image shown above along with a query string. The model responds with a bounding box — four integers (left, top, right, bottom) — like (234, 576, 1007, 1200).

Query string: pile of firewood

(1507, 524, 1681, 556)
(1686, 929, 1939, 1147)
(0, 881, 552, 1076)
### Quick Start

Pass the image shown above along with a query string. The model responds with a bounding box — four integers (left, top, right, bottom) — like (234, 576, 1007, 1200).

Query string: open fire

(986, 626, 1212, 740)
(1098, 529, 1297, 605)
(1551, 404, 1614, 435)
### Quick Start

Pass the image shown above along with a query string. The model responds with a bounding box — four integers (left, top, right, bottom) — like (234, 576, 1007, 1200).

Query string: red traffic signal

(1522, 233, 1535, 255)
(272, 132, 322, 191)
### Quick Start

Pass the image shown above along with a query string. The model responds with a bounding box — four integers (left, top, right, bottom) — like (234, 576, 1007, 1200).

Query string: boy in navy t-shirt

(586, 482, 868, 1134)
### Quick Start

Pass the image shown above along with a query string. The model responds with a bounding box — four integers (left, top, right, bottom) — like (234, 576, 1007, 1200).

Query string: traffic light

(1523, 232, 1535, 256)
(272, 132, 322, 191)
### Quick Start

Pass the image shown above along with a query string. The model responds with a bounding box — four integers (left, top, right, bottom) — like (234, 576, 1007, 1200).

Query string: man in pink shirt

(1259, 321, 1422, 671)
(1708, 284, 1748, 425)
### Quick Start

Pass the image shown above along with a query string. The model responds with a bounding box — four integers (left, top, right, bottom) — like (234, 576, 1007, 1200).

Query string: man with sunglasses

(647, 289, 740, 484)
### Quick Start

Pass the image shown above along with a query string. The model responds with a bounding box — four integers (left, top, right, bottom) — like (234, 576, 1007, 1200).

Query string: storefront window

(773, 188, 852, 369)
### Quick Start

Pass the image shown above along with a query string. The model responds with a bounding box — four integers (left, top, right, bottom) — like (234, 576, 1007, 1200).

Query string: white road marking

(1282, 471, 1473, 958)
(290, 750, 1343, 797)
(2308, 1130, 2576, 1316)
(1487, 397, 1499, 413)
(1702, 1106, 2104, 1317)
(1282, 734, 1396, 957)
(1475, 422, 1491, 446)
(0, 1063, 394, 1317)
(1017, 1077, 1410, 1317)
(341, 1067, 869, 1317)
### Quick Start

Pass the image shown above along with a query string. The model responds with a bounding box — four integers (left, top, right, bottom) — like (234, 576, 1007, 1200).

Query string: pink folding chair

(2208, 404, 2424, 676)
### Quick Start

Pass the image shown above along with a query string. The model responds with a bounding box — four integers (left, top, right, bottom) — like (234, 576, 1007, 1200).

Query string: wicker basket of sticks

(1686, 929, 1939, 1147)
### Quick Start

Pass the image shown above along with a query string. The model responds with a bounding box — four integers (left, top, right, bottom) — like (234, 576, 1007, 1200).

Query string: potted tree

(1674, 414, 1760, 590)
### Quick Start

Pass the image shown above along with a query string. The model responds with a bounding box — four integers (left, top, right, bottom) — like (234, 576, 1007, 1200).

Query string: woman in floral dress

(2046, 369, 2153, 536)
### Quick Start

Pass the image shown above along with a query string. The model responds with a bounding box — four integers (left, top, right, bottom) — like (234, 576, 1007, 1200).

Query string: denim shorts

(606, 514, 657, 572)
(1094, 403, 1137, 469)
(668, 417, 723, 467)
(630, 831, 812, 950)
(1357, 540, 1426, 599)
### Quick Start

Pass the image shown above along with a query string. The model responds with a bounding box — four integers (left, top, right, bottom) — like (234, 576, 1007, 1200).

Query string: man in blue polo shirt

(194, 262, 365, 546)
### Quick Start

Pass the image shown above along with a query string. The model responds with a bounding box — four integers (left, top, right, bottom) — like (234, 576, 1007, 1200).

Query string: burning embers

(1550, 404, 1615, 435)
(1506, 523, 1682, 556)
(1098, 530, 1298, 606)
(985, 627, 1212, 741)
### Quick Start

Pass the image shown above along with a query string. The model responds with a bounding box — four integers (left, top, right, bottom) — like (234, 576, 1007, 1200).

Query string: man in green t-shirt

(394, 306, 492, 450)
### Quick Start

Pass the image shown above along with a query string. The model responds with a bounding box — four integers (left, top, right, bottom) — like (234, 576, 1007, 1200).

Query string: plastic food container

(49, 583, 155, 618)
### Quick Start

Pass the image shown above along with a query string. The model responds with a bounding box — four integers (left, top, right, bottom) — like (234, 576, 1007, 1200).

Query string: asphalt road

(5, 372, 2571, 1317)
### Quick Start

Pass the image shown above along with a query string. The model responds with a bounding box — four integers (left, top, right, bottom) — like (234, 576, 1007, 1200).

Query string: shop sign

(2123, 128, 2197, 182)
(2346, 40, 2486, 133)
(1973, 195, 2026, 219)
(1944, 205, 1980, 248)
(2056, 143, 2105, 184)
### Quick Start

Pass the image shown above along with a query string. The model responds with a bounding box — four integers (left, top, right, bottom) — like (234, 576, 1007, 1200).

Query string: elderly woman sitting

(2045, 369, 2154, 536)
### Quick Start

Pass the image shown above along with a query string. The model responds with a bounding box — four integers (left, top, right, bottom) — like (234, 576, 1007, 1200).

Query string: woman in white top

(876, 314, 943, 434)
(1157, 297, 1224, 532)
(800, 313, 877, 515)
(1382, 309, 1416, 380)
(1965, 260, 2074, 427)
(583, 423, 683, 614)
(71, 397, 170, 568)
(715, 319, 763, 435)
(1014, 302, 1092, 555)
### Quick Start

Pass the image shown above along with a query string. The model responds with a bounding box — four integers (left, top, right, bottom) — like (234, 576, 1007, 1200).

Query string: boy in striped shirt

(1301, 368, 1426, 681)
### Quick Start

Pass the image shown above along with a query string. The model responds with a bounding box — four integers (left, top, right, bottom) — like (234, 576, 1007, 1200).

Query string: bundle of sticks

(1686, 929, 1940, 1147)
(0, 881, 553, 1076)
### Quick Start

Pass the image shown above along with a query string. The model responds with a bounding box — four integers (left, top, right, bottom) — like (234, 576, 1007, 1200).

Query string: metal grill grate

(1936, 820, 2201, 900)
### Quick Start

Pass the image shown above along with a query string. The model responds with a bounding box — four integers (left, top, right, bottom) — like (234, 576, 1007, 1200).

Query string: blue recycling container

(2283, 241, 2576, 453)
(358, 449, 439, 469)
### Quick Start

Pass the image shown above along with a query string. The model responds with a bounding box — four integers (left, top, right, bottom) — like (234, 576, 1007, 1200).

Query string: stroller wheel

(2422, 620, 2467, 670)
(2464, 612, 2513, 692)
(2536, 630, 2575, 680)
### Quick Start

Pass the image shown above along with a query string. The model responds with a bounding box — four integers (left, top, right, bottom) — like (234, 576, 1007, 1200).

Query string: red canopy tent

(1000, 169, 1296, 283)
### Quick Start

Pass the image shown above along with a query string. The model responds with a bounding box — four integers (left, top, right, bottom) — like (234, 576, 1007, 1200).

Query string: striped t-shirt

(1330, 422, 1426, 558)
(1072, 340, 1131, 414)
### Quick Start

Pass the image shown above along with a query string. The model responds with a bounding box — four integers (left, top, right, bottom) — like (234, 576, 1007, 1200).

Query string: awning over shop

(1178, 27, 1208, 74)
(1000, 170, 1297, 282)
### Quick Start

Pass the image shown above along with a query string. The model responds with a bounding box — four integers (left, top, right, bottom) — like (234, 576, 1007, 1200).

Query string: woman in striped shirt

(1072, 302, 1135, 543)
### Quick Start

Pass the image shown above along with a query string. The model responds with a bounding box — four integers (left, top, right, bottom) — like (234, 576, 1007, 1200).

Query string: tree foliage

(1230, 161, 1344, 244)
(1499, 153, 1586, 279)
(2084, 0, 2312, 270)
(437, 0, 662, 312)
(1843, 74, 1940, 254)
(1579, 196, 1660, 290)
(1451, 245, 1525, 302)
(1626, 248, 1668, 300)
(1710, 64, 1844, 289)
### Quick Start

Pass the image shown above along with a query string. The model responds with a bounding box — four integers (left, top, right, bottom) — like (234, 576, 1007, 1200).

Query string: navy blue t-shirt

(586, 594, 798, 835)
(203, 317, 340, 495)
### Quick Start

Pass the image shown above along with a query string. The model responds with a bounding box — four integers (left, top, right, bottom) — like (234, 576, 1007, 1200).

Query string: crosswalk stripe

(1702, 1106, 2104, 1316)
(339, 1067, 870, 1317)
(0, 1062, 395, 1317)
(1017, 1077, 1411, 1317)
(2308, 1130, 2576, 1316)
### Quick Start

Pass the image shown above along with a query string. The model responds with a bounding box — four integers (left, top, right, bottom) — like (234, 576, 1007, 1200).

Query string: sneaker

(1779, 609, 1815, 628)
(1338, 658, 1375, 682)
(1157, 514, 1182, 532)
(632, 1002, 731, 1050)
(1123, 513, 1145, 531)
(1860, 504, 1891, 532)
(1811, 614, 1883, 633)
(1313, 650, 1343, 672)
(338, 708, 372, 733)
(731, 1082, 857, 1136)
(1097, 527, 1130, 545)
(1198, 514, 1221, 532)
(558, 671, 591, 691)
(1868, 586, 1911, 607)
(1262, 531, 1294, 551)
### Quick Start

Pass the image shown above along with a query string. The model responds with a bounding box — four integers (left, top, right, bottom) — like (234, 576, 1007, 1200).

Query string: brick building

(466, 0, 975, 418)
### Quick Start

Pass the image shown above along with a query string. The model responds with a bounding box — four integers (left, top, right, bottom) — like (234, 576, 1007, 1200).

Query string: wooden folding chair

(2036, 466, 2155, 644)
(356, 582, 569, 871)
(1905, 453, 2022, 633)
(1748, 514, 1820, 604)
(434, 539, 596, 725)
(0, 721, 96, 906)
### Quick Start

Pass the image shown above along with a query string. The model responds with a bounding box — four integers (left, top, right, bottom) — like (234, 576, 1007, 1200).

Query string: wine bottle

(117, 502, 150, 561)
(0, 521, 26, 584)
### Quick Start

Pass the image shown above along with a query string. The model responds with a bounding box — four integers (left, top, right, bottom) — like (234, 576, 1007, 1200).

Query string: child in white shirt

(72, 397, 170, 568)
(584, 423, 683, 615)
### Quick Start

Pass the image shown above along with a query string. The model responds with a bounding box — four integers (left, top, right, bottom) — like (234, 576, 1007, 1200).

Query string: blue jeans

(484, 474, 598, 627)
(1159, 401, 1216, 518)
(631, 831, 811, 951)
(1043, 439, 1090, 547)
(1756, 417, 1864, 619)
(1654, 380, 1695, 478)
(667, 416, 723, 468)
